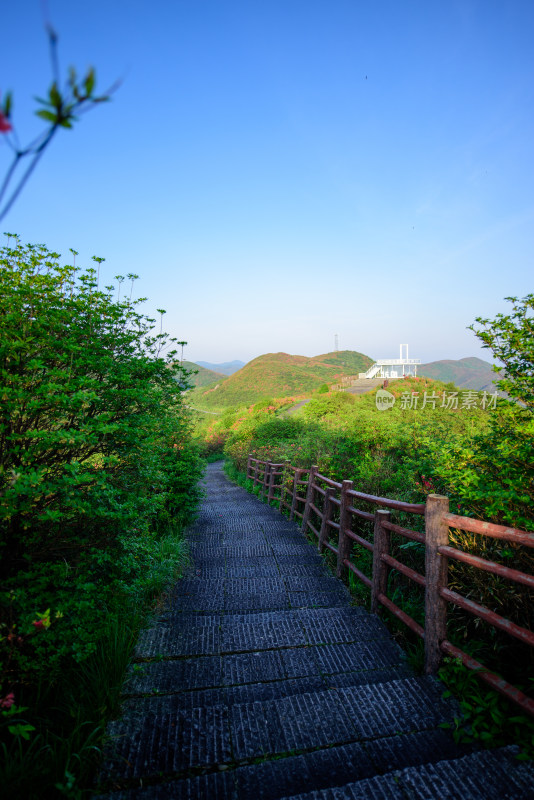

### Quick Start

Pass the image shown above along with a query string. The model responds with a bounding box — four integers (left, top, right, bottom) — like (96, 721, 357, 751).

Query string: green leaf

(84, 67, 95, 96)
(3, 91, 12, 117)
(8, 723, 36, 740)
(35, 109, 57, 123)
(48, 81, 62, 108)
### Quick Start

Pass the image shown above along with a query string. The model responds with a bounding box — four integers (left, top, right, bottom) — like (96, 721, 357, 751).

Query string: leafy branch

(469, 294, 534, 410)
(0, 23, 117, 221)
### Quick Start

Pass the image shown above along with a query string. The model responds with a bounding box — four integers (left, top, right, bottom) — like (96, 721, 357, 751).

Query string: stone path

(95, 462, 534, 799)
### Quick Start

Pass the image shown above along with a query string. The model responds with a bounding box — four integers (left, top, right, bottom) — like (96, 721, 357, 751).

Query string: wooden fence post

(318, 488, 334, 552)
(290, 468, 303, 521)
(246, 454, 252, 481)
(263, 461, 271, 498)
(336, 480, 353, 577)
(279, 461, 289, 510)
(371, 510, 391, 614)
(267, 463, 274, 503)
(424, 494, 450, 674)
(301, 465, 318, 534)
(268, 463, 281, 504)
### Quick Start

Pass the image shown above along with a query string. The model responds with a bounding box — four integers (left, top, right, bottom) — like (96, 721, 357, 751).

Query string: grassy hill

(182, 361, 227, 389)
(195, 360, 245, 376)
(419, 357, 501, 392)
(190, 350, 373, 408)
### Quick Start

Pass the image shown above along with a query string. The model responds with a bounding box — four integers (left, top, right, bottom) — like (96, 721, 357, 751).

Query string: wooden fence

(246, 455, 534, 718)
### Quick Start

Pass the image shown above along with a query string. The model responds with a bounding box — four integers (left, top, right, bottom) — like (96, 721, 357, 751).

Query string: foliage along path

(95, 462, 534, 799)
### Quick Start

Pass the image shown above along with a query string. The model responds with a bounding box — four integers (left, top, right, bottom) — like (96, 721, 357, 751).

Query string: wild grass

(0, 528, 189, 799)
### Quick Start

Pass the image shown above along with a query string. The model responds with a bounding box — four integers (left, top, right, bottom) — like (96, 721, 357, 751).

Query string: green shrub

(0, 239, 203, 796)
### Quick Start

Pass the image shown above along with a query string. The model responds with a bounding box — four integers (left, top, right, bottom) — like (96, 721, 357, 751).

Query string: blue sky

(1, 1, 533, 365)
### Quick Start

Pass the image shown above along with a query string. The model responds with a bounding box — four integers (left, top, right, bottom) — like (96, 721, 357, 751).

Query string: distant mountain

(195, 360, 246, 376)
(190, 350, 373, 408)
(181, 361, 227, 388)
(419, 357, 502, 392)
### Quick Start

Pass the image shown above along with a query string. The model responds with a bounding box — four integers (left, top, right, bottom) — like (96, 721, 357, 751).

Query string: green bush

(0, 239, 203, 796)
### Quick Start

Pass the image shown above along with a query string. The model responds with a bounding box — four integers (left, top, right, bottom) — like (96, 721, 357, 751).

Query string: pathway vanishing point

(95, 462, 534, 799)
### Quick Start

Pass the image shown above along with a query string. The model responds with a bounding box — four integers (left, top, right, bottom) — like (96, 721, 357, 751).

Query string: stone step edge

(93, 734, 485, 799)
(277, 746, 534, 800)
(118, 663, 422, 709)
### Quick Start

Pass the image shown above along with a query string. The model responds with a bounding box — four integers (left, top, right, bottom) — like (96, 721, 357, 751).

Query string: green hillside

(419, 357, 501, 391)
(182, 361, 227, 388)
(190, 350, 373, 408)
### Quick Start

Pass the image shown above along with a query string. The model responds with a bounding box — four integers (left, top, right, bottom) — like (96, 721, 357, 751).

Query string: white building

(359, 344, 420, 379)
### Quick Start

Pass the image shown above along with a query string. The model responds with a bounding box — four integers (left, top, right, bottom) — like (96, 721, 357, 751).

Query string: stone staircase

(94, 463, 534, 799)
(344, 378, 391, 395)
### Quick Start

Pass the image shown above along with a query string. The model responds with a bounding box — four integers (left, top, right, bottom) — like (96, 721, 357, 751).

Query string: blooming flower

(0, 111, 12, 133)
(0, 692, 15, 709)
(32, 619, 45, 630)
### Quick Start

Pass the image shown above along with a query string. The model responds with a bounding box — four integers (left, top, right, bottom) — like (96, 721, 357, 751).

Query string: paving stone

(396, 747, 534, 799)
(271, 542, 322, 555)
(283, 575, 346, 592)
(101, 705, 231, 780)
(279, 647, 321, 679)
(230, 700, 277, 759)
(185, 566, 227, 580)
(227, 556, 280, 569)
(223, 650, 286, 685)
(303, 742, 377, 789)
(272, 691, 357, 752)
(276, 563, 330, 577)
(226, 577, 289, 594)
(121, 687, 226, 715)
(223, 534, 268, 545)
(225, 544, 274, 557)
(189, 544, 227, 557)
(314, 640, 406, 674)
(132, 676, 287, 715)
(236, 753, 314, 800)
(276, 553, 324, 566)
(278, 773, 406, 800)
(365, 729, 476, 773)
(168, 594, 226, 612)
(234, 741, 376, 800)
(222, 611, 307, 651)
(227, 563, 282, 578)
(172, 578, 226, 597)
(297, 608, 388, 644)
(338, 677, 457, 739)
(288, 591, 350, 608)
(94, 771, 236, 800)
(225, 592, 291, 611)
(224, 677, 328, 706)
(263, 526, 307, 538)
(134, 619, 221, 658)
(124, 656, 222, 695)
(325, 665, 414, 688)
(188, 557, 226, 572)
(230, 691, 356, 760)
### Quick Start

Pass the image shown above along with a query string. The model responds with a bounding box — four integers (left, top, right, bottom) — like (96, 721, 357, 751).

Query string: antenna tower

(334, 334, 339, 352)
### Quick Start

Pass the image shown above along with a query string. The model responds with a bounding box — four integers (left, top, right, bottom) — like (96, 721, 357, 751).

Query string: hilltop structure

(359, 344, 420, 380)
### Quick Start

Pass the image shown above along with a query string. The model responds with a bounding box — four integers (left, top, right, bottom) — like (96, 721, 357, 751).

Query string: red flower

(32, 619, 45, 630)
(1, 692, 15, 709)
(0, 111, 12, 133)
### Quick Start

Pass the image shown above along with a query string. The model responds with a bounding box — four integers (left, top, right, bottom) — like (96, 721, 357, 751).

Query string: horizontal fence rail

(244, 453, 534, 719)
